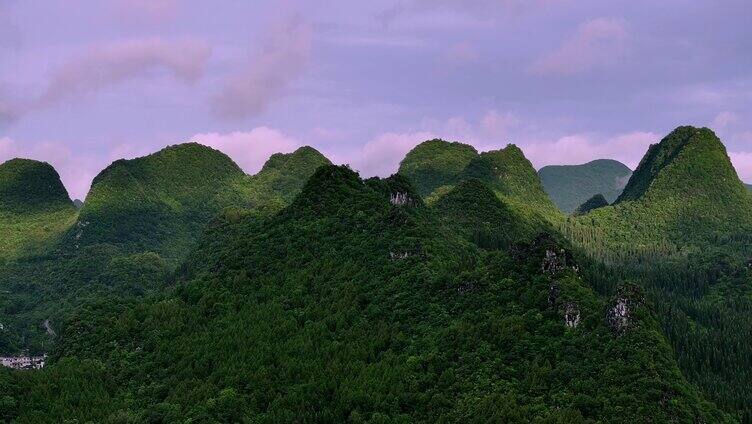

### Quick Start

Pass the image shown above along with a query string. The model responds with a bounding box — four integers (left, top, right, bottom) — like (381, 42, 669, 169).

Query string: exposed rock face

(606, 284, 644, 335)
(390, 192, 415, 206)
(542, 249, 576, 275)
(563, 302, 581, 328)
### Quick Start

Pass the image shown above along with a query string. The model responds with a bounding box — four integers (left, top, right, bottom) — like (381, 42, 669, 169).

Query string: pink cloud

(530, 17, 628, 76)
(0, 137, 104, 200)
(334, 131, 436, 177)
(211, 16, 312, 120)
(192, 128, 301, 174)
(37, 38, 211, 109)
(729, 151, 752, 183)
(521, 131, 657, 169)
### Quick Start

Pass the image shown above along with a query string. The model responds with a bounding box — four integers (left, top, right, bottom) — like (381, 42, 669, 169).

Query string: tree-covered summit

(0, 158, 73, 214)
(616, 126, 746, 204)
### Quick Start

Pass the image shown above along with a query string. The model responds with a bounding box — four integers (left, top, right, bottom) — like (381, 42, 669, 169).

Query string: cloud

(521, 131, 657, 169)
(339, 131, 436, 177)
(0, 137, 104, 200)
(729, 151, 752, 182)
(192, 127, 301, 174)
(211, 16, 312, 120)
(713, 111, 738, 128)
(36, 38, 210, 109)
(530, 17, 628, 76)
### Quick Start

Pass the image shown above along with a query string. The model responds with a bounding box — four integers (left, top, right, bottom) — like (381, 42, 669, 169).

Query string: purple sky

(1, 0, 751, 199)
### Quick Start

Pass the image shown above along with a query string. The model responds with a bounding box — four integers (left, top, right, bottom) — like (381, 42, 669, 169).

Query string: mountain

(575, 127, 752, 248)
(745, 183, 751, 192)
(399, 140, 561, 235)
(0, 159, 77, 259)
(3, 165, 731, 422)
(72, 143, 330, 263)
(564, 126, 752, 418)
(539, 159, 631, 214)
(573, 193, 609, 216)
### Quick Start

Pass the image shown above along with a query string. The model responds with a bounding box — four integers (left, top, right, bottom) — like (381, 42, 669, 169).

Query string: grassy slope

(4, 165, 731, 422)
(539, 159, 632, 214)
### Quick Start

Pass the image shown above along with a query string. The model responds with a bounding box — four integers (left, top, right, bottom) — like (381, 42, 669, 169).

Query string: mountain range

(1, 126, 751, 422)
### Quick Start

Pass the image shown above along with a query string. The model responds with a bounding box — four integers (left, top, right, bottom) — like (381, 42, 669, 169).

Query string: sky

(1, 0, 751, 199)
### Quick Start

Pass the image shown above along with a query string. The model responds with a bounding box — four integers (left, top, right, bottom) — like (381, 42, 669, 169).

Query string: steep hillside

(4, 165, 731, 422)
(563, 126, 752, 418)
(0, 159, 77, 259)
(573, 194, 609, 216)
(570, 127, 752, 250)
(539, 159, 631, 214)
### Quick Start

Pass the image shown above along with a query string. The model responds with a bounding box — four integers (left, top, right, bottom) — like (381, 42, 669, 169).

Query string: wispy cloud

(530, 17, 628, 76)
(38, 38, 210, 108)
(211, 16, 312, 120)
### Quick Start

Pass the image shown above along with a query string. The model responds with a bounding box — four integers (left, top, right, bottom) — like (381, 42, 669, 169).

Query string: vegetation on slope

(539, 159, 631, 214)
(562, 126, 752, 420)
(400, 140, 562, 239)
(573, 194, 609, 216)
(1, 165, 732, 422)
(0, 159, 77, 260)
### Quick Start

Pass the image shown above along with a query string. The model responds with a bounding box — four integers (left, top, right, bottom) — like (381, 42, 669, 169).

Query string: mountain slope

(563, 126, 752, 418)
(0, 159, 77, 259)
(539, 159, 631, 214)
(573, 194, 609, 216)
(5, 165, 731, 422)
(400, 140, 562, 238)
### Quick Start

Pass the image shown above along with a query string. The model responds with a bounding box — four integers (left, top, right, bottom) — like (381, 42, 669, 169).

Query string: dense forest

(1, 126, 751, 422)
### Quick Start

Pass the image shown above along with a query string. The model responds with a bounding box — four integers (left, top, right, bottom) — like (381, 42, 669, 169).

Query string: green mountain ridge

(539, 159, 631, 214)
(3, 165, 732, 422)
(2, 128, 751, 421)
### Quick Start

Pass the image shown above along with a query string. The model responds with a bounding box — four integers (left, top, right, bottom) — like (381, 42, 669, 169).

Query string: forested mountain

(562, 126, 752, 420)
(1, 128, 751, 422)
(0, 166, 733, 422)
(0, 144, 329, 358)
(0, 159, 77, 260)
(539, 159, 631, 214)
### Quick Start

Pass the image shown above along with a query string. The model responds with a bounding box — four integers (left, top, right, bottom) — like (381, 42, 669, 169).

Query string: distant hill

(0, 159, 77, 259)
(539, 159, 631, 214)
(746, 183, 752, 192)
